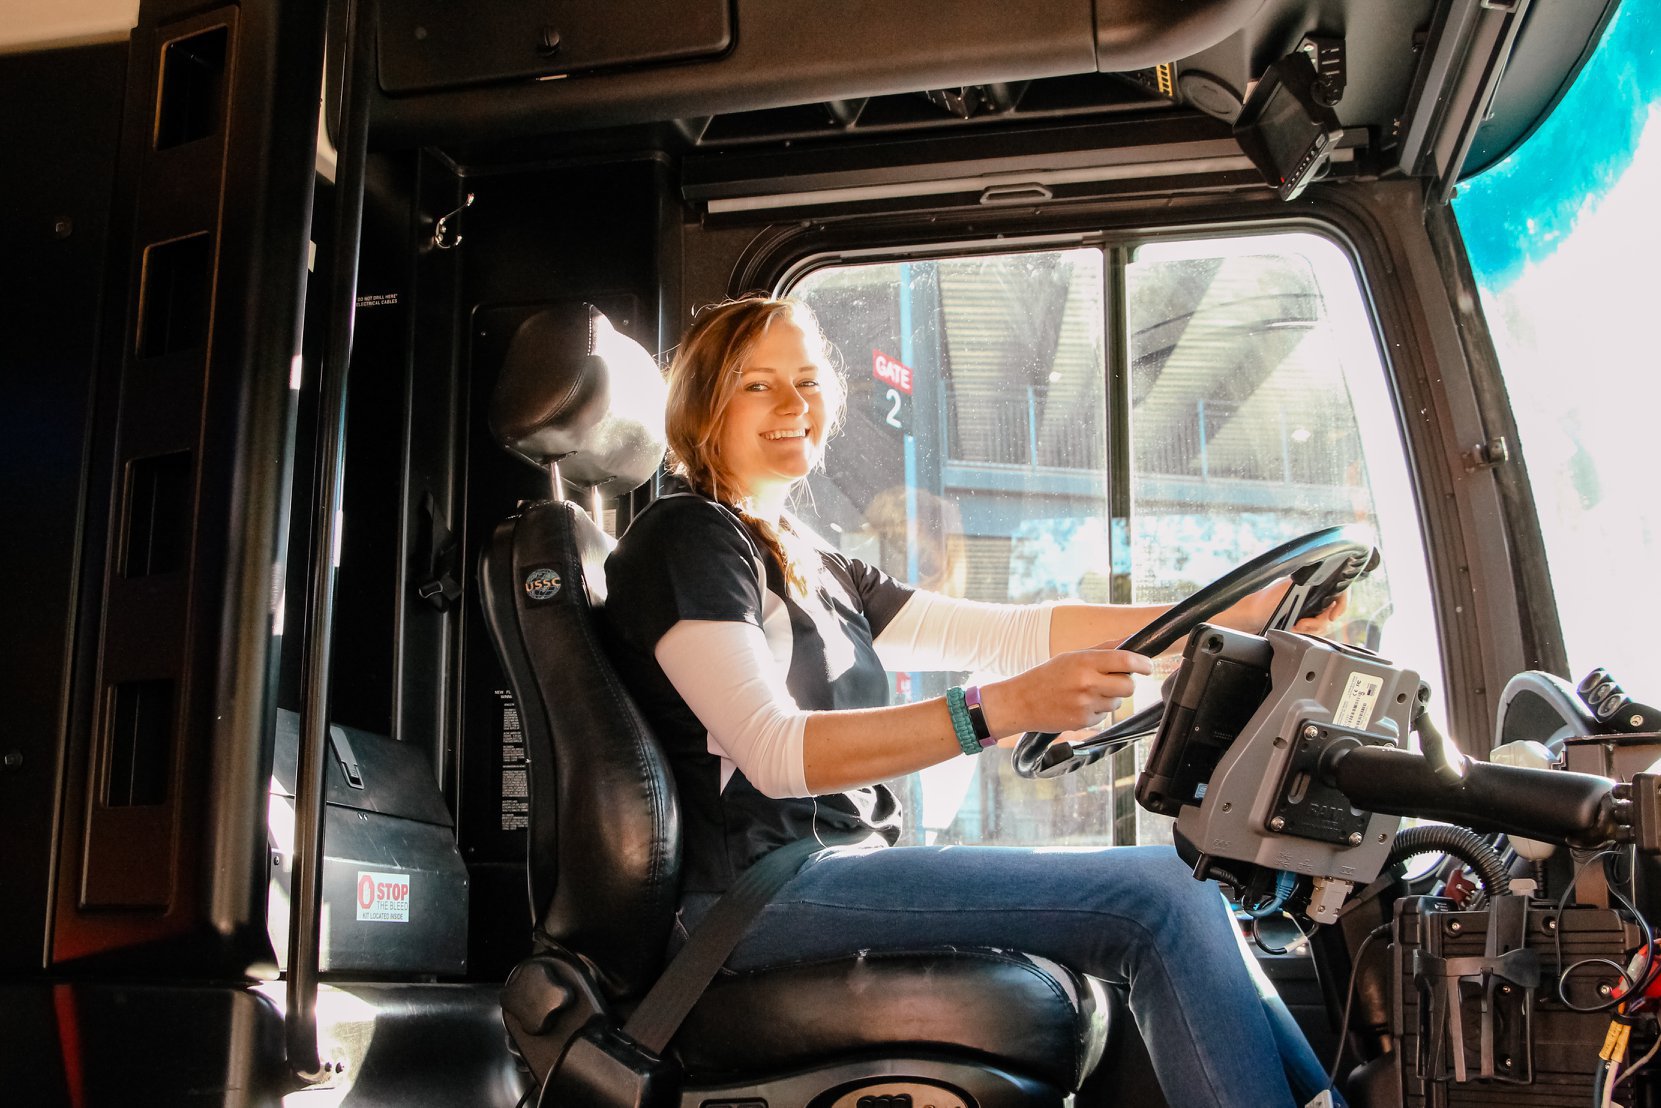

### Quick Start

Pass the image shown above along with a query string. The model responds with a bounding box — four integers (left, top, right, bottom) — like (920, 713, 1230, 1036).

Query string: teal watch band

(945, 686, 982, 756)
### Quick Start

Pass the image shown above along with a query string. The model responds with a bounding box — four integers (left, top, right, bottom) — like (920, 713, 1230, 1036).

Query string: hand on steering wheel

(978, 647, 1154, 738)
(1214, 579, 1354, 639)
(1011, 525, 1380, 779)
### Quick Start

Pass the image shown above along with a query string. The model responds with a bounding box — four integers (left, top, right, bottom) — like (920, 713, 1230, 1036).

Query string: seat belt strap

(621, 835, 831, 1054)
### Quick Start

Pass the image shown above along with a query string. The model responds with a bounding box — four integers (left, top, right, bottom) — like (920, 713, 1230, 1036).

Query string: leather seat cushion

(672, 948, 1114, 1090)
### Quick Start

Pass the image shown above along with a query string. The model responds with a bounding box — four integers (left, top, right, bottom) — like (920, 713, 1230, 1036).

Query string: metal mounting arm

(1320, 742, 1628, 849)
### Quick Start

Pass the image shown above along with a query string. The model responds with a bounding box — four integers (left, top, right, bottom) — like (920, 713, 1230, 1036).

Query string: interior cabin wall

(0, 39, 129, 972)
(324, 153, 422, 740)
(2, 0, 328, 975)
(278, 149, 673, 980)
(287, 148, 468, 773)
(677, 218, 776, 315)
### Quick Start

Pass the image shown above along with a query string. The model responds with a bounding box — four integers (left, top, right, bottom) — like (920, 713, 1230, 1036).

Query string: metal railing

(286, 0, 372, 1085)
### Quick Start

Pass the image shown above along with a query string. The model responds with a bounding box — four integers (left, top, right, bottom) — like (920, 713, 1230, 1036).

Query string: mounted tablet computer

(1136, 625, 1274, 819)
(1137, 624, 1422, 923)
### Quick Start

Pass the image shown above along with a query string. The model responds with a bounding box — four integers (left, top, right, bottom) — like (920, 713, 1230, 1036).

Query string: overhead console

(366, 0, 1264, 147)
(362, 0, 1610, 215)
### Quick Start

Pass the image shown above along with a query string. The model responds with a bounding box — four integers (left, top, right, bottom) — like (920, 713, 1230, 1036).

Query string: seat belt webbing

(621, 835, 828, 1054)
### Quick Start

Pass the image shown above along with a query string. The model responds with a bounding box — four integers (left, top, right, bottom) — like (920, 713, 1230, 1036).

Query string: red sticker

(355, 870, 411, 922)
(872, 351, 914, 395)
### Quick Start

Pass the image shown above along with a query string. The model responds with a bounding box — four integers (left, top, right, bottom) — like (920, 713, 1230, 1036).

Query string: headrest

(489, 304, 668, 498)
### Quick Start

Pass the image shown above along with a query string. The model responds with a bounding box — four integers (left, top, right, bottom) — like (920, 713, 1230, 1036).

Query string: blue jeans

(682, 844, 1339, 1108)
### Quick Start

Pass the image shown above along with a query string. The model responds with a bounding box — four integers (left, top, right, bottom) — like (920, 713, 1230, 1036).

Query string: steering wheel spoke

(1038, 702, 1167, 770)
(1262, 545, 1381, 633)
(1012, 525, 1379, 780)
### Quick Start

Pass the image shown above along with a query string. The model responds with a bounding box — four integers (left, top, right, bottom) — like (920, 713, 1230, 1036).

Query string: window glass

(790, 233, 1440, 848)
(1122, 233, 1441, 845)
(795, 250, 1113, 846)
(1450, 0, 1661, 688)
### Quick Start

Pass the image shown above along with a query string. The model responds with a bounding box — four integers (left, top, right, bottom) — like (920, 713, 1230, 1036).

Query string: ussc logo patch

(524, 567, 562, 602)
(356, 870, 411, 922)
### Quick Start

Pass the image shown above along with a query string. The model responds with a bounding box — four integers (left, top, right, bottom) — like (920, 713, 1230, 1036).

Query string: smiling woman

(661, 298, 847, 596)
(594, 294, 1350, 1107)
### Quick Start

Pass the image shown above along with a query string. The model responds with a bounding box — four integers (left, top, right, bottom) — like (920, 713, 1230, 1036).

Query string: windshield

(787, 232, 1440, 848)
(1451, 0, 1661, 684)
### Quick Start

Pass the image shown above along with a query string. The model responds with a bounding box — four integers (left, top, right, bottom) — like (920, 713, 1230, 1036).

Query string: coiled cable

(1386, 823, 1511, 896)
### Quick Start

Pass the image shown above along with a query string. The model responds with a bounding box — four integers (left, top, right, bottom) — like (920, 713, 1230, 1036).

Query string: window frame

(723, 181, 1551, 757)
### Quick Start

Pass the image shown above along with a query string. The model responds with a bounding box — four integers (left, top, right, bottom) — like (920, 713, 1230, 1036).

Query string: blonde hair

(664, 296, 845, 593)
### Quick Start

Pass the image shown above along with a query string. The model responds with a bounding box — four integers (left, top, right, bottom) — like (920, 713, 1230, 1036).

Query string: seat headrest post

(547, 460, 565, 503)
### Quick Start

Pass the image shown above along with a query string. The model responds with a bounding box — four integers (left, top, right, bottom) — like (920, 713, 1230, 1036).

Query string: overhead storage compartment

(376, 0, 732, 94)
(368, 0, 1101, 145)
(364, 0, 1303, 151)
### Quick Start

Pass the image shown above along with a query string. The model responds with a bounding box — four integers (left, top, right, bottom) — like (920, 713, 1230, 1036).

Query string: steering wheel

(1010, 525, 1381, 779)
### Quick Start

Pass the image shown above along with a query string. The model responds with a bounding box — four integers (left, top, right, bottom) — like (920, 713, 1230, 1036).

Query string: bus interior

(2, 0, 1659, 1104)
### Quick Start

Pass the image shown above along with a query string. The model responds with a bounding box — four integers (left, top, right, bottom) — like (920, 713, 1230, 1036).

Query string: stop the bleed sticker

(355, 871, 411, 923)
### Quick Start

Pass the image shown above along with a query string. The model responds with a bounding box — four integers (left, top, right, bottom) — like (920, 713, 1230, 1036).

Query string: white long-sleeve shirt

(655, 591, 1052, 798)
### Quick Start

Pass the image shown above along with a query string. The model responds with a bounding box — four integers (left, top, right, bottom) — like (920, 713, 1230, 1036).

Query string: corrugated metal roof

(938, 248, 1105, 468)
(1128, 251, 1363, 489)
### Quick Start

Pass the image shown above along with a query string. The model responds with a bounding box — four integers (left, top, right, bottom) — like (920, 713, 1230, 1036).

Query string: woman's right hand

(979, 646, 1155, 737)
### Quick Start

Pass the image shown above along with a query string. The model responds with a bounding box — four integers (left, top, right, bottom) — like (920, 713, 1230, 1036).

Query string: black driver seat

(478, 304, 1117, 1105)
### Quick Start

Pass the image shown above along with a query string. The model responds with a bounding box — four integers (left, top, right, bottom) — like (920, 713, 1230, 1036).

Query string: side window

(1118, 233, 1442, 845)
(1450, 0, 1660, 687)
(791, 232, 1440, 848)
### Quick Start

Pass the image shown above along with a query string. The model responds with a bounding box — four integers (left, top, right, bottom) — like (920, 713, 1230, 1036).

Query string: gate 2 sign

(872, 351, 914, 432)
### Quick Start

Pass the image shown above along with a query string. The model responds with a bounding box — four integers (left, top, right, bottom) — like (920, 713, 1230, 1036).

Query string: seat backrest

(476, 304, 677, 999)
(479, 500, 680, 999)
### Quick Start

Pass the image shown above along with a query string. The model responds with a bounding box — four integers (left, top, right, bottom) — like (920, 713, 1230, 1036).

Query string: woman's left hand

(1214, 581, 1351, 638)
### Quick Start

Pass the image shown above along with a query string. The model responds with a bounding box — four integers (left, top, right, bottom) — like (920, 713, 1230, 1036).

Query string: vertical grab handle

(286, 0, 374, 1084)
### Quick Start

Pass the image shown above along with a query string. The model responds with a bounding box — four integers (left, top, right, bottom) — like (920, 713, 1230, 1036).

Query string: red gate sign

(872, 351, 914, 395)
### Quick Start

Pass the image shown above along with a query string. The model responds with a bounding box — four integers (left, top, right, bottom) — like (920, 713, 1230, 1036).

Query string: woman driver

(603, 295, 1344, 1108)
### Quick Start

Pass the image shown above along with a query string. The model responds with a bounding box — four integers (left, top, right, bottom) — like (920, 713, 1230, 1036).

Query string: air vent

(695, 71, 1175, 147)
